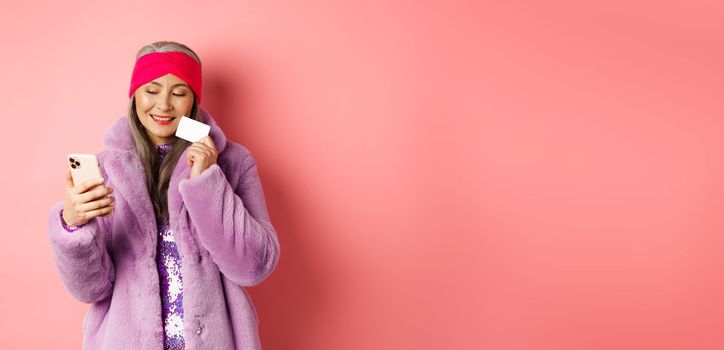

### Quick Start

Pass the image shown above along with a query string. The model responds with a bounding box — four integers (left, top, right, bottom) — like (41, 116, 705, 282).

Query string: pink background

(2, 0, 724, 349)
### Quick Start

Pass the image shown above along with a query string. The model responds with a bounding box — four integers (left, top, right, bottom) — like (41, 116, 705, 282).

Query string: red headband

(129, 51, 202, 104)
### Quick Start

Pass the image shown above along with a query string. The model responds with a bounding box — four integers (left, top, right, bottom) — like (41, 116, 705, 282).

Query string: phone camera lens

(69, 158, 75, 163)
(70, 164, 77, 169)
(75, 161, 81, 166)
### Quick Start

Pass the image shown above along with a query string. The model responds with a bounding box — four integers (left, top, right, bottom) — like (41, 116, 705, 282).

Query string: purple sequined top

(60, 143, 186, 350)
(154, 143, 186, 349)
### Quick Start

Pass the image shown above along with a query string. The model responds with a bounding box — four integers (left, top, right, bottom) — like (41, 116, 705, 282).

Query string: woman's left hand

(187, 136, 218, 179)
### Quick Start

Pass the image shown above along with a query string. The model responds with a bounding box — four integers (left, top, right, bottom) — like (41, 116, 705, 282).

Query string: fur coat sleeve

(47, 201, 115, 303)
(178, 152, 280, 287)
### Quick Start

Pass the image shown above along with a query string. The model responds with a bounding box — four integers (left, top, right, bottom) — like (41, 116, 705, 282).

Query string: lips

(151, 114, 176, 125)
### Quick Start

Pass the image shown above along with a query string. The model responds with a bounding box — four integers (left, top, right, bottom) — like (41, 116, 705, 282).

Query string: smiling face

(134, 73, 195, 146)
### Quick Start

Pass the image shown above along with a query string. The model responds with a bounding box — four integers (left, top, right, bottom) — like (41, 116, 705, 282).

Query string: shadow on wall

(204, 63, 330, 349)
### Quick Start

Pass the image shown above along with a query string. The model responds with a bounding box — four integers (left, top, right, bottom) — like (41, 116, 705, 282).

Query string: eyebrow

(148, 81, 189, 88)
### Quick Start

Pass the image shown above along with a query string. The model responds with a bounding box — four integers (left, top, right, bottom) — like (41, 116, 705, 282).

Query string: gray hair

(136, 40, 201, 64)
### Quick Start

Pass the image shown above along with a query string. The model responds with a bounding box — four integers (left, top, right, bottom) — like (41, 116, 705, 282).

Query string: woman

(47, 41, 280, 349)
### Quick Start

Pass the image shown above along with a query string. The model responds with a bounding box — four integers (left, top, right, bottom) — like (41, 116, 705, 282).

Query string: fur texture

(47, 107, 280, 349)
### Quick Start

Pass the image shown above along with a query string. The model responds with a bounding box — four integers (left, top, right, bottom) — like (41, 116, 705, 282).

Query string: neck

(146, 132, 174, 146)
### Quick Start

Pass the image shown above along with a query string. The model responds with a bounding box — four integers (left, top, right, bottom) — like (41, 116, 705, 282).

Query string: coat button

(196, 327, 202, 335)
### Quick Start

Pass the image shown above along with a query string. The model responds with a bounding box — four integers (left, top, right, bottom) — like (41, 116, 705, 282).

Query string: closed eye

(145, 91, 186, 96)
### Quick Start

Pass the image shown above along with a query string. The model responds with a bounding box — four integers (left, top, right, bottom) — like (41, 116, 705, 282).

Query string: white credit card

(175, 116, 210, 142)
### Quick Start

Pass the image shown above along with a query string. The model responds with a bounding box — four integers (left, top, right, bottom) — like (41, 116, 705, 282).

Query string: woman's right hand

(63, 168, 115, 227)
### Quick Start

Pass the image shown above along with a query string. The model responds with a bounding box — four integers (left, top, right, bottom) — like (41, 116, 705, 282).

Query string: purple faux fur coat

(47, 107, 280, 349)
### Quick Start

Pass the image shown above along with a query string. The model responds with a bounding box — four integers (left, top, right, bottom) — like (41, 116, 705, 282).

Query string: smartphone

(67, 153, 103, 187)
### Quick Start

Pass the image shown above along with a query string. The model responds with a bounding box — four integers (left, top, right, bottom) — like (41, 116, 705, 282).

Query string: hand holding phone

(63, 154, 115, 227)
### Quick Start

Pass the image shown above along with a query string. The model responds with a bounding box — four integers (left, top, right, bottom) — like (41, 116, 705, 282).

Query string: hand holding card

(177, 116, 218, 178)
(175, 115, 210, 142)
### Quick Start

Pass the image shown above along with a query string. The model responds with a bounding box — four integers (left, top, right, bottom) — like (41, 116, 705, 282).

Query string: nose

(156, 92, 174, 111)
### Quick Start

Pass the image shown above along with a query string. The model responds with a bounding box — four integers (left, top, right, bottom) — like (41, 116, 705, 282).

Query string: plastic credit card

(175, 116, 210, 142)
